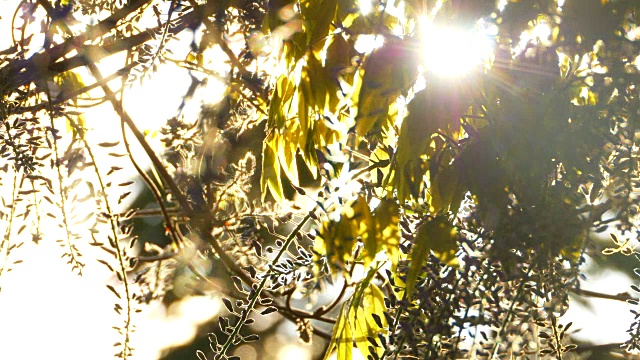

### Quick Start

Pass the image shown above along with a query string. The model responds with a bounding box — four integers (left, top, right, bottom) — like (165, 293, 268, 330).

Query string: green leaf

(393, 81, 471, 205)
(355, 39, 419, 137)
(431, 163, 464, 214)
(263, 0, 297, 33)
(405, 216, 459, 299)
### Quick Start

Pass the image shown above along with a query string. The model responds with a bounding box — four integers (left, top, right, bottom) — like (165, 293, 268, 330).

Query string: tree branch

(575, 342, 624, 354)
(1, 0, 199, 91)
(570, 287, 636, 302)
(86, 63, 194, 219)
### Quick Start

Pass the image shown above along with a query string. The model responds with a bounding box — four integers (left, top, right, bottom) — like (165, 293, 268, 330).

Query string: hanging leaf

(261, 135, 285, 202)
(430, 160, 465, 214)
(276, 130, 300, 186)
(314, 202, 360, 272)
(53, 70, 86, 105)
(324, 266, 387, 360)
(323, 302, 353, 360)
(355, 39, 419, 137)
(393, 77, 472, 204)
(263, 0, 297, 33)
(405, 216, 459, 299)
(316, 196, 400, 272)
(352, 283, 387, 359)
(360, 198, 401, 268)
(268, 75, 296, 129)
(300, 0, 339, 48)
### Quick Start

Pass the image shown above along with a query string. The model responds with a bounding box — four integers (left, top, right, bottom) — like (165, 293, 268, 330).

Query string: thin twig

(575, 342, 624, 354)
(570, 287, 636, 302)
(86, 62, 194, 220)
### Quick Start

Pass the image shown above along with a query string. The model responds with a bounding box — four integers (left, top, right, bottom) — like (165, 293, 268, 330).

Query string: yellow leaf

(353, 283, 387, 358)
(325, 34, 350, 79)
(276, 131, 300, 186)
(315, 202, 360, 272)
(66, 113, 86, 138)
(317, 196, 400, 271)
(324, 267, 387, 360)
(53, 70, 86, 105)
(268, 76, 296, 129)
(261, 135, 285, 202)
(301, 0, 339, 47)
(362, 198, 401, 268)
(323, 303, 353, 360)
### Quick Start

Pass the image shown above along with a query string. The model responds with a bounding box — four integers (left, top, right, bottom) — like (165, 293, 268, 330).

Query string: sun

(420, 22, 494, 77)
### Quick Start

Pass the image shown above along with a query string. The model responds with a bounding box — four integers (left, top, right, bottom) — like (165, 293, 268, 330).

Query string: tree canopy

(2, 0, 640, 358)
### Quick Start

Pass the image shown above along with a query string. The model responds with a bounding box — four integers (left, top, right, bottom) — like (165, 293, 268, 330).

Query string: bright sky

(0, 1, 226, 358)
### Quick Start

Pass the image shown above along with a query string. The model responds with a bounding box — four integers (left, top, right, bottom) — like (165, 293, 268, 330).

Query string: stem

(65, 115, 133, 358)
(215, 212, 312, 359)
(86, 63, 194, 220)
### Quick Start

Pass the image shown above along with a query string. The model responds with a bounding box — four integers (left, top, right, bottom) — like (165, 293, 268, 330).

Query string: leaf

(301, 0, 339, 48)
(106, 284, 121, 299)
(355, 39, 419, 137)
(222, 298, 234, 313)
(316, 196, 400, 272)
(324, 267, 387, 360)
(430, 149, 465, 214)
(263, 0, 297, 33)
(244, 334, 260, 342)
(53, 70, 86, 105)
(406, 216, 459, 299)
(275, 131, 300, 186)
(371, 313, 383, 328)
(314, 197, 359, 272)
(352, 283, 387, 358)
(325, 33, 351, 83)
(361, 198, 401, 268)
(324, 303, 353, 360)
(393, 75, 472, 205)
(260, 306, 278, 315)
(302, 51, 328, 111)
(261, 135, 285, 202)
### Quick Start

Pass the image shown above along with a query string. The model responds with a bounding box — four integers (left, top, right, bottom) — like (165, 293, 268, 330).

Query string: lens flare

(421, 26, 494, 77)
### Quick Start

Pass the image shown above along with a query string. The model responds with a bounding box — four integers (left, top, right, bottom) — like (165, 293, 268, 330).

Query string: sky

(0, 1, 229, 358)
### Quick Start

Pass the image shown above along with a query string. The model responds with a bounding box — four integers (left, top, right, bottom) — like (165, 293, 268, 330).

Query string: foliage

(3, 0, 640, 359)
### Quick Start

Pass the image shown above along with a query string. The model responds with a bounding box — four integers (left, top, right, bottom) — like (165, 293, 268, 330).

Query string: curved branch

(86, 62, 194, 220)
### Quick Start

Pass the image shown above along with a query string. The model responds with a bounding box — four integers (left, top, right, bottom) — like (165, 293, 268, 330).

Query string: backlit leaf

(324, 267, 387, 360)
(300, 0, 339, 48)
(406, 216, 459, 299)
(355, 39, 419, 137)
(316, 196, 400, 272)
(323, 303, 353, 360)
(261, 135, 284, 202)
